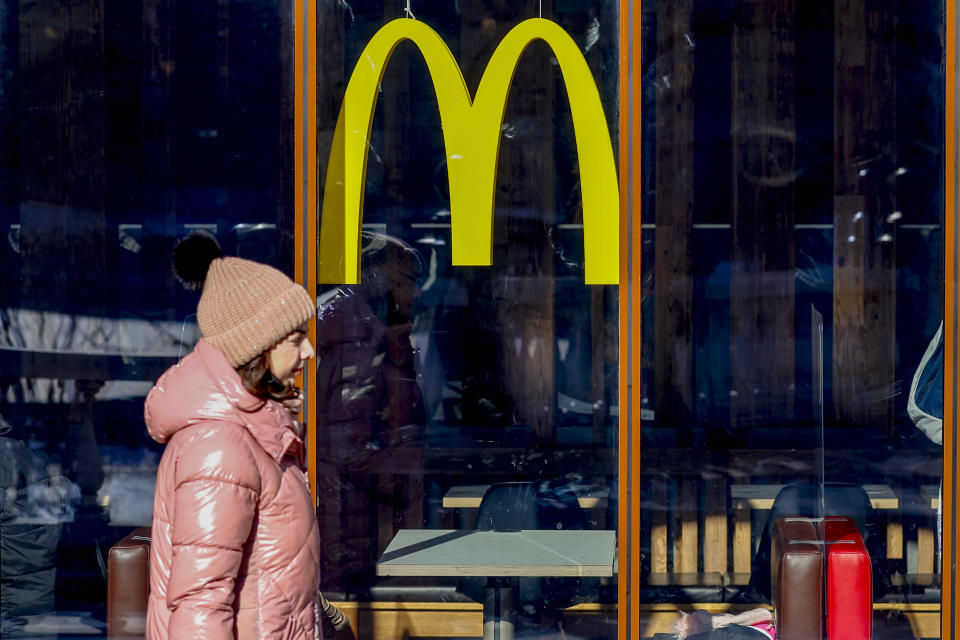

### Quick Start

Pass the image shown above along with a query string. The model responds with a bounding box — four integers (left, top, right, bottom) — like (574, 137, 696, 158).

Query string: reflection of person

(0, 413, 67, 634)
(144, 232, 345, 640)
(65, 379, 105, 506)
(315, 232, 425, 590)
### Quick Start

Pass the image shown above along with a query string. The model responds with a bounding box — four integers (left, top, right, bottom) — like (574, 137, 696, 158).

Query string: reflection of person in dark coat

(315, 233, 425, 591)
(0, 413, 71, 635)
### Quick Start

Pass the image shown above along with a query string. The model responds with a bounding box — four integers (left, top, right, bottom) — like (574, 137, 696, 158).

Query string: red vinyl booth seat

(825, 517, 872, 640)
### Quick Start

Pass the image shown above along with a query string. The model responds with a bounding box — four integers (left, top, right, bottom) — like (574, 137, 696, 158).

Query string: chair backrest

(107, 527, 151, 639)
(473, 481, 588, 532)
(773, 483, 871, 533)
(748, 482, 875, 601)
(473, 482, 539, 530)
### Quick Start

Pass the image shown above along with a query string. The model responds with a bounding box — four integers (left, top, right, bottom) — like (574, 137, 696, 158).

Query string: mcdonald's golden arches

(319, 18, 620, 286)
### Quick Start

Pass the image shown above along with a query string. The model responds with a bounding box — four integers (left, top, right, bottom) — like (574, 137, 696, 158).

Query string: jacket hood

(144, 339, 302, 462)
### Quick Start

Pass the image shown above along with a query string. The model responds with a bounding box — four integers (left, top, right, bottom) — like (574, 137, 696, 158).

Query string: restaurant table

(377, 529, 616, 640)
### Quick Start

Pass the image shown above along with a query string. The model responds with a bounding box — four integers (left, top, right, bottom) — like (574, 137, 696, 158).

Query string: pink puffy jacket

(145, 340, 320, 640)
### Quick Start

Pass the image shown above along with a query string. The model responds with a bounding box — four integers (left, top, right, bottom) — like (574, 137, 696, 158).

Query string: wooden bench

(643, 480, 900, 586)
(646, 475, 733, 586)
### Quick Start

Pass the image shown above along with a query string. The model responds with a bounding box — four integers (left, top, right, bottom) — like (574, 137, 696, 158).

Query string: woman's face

(266, 324, 315, 386)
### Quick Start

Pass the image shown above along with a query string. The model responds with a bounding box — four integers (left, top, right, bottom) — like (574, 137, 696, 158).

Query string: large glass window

(640, 0, 946, 636)
(1, 0, 294, 633)
(313, 2, 621, 637)
(2, 0, 955, 636)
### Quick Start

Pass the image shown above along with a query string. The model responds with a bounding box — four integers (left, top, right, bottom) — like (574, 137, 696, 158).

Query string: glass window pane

(1, 0, 293, 630)
(641, 0, 946, 636)
(315, 3, 620, 637)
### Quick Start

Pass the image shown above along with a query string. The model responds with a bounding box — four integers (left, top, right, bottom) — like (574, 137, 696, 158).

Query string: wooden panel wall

(140, 0, 178, 319)
(382, 0, 412, 238)
(463, 0, 558, 445)
(11, 0, 292, 313)
(832, 0, 898, 429)
(18, 0, 107, 315)
(730, 0, 797, 432)
(654, 0, 695, 444)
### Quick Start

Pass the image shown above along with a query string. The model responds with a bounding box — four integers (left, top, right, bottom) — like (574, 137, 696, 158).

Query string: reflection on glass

(641, 0, 944, 637)
(1, 0, 292, 632)
(315, 2, 620, 637)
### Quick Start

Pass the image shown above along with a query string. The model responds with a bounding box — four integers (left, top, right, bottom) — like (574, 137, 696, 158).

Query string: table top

(730, 483, 898, 510)
(376, 529, 616, 578)
(442, 484, 610, 509)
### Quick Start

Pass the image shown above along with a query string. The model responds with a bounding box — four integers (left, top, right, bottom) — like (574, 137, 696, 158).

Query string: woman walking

(144, 232, 343, 639)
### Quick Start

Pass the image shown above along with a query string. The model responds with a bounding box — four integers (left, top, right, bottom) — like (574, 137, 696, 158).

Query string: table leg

(483, 578, 516, 640)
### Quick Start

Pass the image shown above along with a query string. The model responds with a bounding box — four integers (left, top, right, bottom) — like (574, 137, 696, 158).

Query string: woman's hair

(237, 350, 298, 403)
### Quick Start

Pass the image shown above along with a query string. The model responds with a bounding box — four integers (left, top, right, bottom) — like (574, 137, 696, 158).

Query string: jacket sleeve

(166, 422, 261, 640)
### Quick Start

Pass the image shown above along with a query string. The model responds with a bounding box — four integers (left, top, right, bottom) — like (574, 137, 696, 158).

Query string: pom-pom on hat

(174, 231, 315, 367)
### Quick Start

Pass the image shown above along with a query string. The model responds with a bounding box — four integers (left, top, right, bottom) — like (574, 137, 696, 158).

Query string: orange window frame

(294, 1, 959, 638)
(295, 0, 318, 500)
(943, 1, 958, 637)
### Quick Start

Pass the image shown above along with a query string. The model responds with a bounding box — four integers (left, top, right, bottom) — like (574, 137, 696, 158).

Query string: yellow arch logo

(319, 18, 619, 285)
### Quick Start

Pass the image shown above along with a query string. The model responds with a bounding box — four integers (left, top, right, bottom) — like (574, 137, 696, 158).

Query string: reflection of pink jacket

(145, 340, 320, 640)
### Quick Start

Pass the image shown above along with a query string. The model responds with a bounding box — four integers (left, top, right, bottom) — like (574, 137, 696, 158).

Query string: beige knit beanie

(174, 232, 315, 367)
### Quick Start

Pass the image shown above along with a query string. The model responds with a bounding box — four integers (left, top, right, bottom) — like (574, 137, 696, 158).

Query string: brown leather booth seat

(107, 527, 152, 639)
(771, 517, 823, 640)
